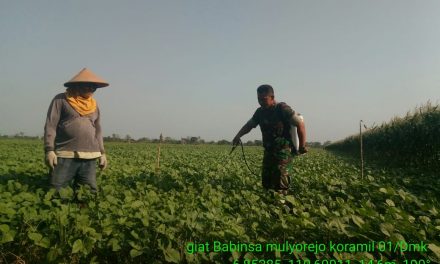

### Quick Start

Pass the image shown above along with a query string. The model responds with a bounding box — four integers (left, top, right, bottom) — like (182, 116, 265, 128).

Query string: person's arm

(95, 107, 105, 154)
(44, 97, 61, 152)
(44, 96, 61, 168)
(95, 107, 107, 170)
(233, 120, 255, 146)
(296, 120, 307, 153)
(233, 109, 259, 146)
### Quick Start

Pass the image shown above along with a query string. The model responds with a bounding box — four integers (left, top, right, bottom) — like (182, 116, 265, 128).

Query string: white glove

(45, 151, 57, 169)
(99, 154, 108, 170)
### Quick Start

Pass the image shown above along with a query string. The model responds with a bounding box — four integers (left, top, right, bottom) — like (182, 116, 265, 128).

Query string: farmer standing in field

(232, 84, 307, 195)
(44, 68, 108, 192)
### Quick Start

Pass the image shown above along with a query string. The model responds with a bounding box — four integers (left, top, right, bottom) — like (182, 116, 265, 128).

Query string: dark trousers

(50, 158, 97, 192)
(262, 148, 292, 193)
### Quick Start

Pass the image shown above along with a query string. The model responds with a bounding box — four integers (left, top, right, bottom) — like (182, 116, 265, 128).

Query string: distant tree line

(103, 134, 238, 145)
(308, 141, 332, 148)
(0, 132, 41, 140)
(102, 134, 330, 147)
(1, 132, 331, 147)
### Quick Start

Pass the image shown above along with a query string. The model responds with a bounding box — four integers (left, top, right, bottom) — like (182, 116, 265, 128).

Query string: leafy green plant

(0, 139, 438, 263)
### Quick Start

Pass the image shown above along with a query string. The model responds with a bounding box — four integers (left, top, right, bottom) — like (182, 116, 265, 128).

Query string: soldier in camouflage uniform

(233, 85, 307, 195)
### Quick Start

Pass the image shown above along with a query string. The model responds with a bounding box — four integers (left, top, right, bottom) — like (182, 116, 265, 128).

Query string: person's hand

(45, 151, 57, 169)
(299, 146, 308, 154)
(99, 154, 108, 170)
(232, 136, 241, 146)
(291, 147, 299, 156)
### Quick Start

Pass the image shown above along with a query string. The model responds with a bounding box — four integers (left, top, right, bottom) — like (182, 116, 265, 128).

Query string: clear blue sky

(1, 0, 439, 142)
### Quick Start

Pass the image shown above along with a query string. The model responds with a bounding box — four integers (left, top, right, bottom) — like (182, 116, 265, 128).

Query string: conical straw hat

(64, 68, 109, 88)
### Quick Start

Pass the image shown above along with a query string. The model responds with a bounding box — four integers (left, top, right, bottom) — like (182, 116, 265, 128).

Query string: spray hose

(230, 139, 260, 177)
(230, 139, 305, 178)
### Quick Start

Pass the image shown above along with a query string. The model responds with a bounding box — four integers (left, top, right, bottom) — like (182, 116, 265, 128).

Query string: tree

(190, 136, 200, 144)
(15, 132, 25, 138)
(245, 140, 254, 146)
(217, 139, 230, 145)
(323, 141, 332, 147)
(307, 142, 322, 148)
(137, 137, 151, 142)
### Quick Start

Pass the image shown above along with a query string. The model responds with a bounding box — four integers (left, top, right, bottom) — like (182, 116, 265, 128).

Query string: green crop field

(0, 139, 439, 263)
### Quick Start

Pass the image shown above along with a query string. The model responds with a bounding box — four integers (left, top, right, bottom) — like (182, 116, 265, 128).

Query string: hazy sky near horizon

(1, 0, 439, 142)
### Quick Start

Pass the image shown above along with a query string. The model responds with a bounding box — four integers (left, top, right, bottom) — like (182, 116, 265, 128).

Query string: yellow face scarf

(65, 91, 97, 116)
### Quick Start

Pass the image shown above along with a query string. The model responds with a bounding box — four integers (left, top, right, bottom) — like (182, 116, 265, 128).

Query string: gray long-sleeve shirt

(44, 93, 105, 154)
